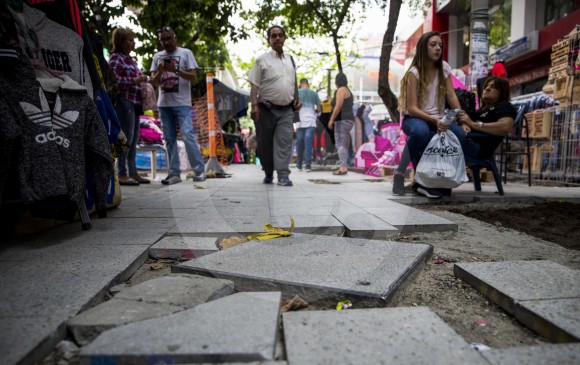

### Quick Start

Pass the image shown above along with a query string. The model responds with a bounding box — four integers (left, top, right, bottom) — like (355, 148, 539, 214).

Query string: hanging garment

(0, 56, 111, 213)
(14, 4, 93, 97)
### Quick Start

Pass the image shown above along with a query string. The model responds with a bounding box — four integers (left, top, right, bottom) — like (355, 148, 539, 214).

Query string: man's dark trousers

(256, 103, 294, 180)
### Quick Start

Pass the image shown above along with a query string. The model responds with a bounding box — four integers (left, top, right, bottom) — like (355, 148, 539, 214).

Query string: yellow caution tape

(246, 217, 295, 241)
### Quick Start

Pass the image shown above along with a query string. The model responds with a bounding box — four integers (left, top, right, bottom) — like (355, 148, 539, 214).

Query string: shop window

(545, 0, 580, 25)
(522, 77, 548, 95)
(489, 0, 512, 55)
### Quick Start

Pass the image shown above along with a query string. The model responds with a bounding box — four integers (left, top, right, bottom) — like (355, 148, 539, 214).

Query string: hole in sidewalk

(308, 179, 340, 184)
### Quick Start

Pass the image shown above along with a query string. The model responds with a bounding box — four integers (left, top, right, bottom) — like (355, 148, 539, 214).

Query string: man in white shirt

(248, 25, 301, 186)
(150, 26, 205, 185)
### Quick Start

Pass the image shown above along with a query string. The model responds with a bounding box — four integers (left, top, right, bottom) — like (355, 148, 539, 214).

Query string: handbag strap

(290, 55, 299, 103)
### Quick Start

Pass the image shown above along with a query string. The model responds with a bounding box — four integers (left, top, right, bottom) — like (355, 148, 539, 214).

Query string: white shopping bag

(415, 131, 468, 189)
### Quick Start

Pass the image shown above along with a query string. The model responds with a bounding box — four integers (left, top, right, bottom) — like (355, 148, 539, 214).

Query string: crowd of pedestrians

(109, 26, 514, 197)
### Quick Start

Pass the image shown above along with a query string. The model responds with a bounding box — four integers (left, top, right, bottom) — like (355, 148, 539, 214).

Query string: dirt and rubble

(393, 200, 580, 348)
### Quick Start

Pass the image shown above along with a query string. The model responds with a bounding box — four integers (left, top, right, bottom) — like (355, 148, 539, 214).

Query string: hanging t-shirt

(151, 47, 197, 107)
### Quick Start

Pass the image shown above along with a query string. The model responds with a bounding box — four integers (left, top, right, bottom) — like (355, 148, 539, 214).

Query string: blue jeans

(397, 116, 478, 173)
(158, 106, 204, 176)
(115, 97, 141, 177)
(295, 127, 315, 168)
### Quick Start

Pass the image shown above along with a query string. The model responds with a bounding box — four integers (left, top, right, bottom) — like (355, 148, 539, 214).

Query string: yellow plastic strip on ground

(246, 217, 295, 241)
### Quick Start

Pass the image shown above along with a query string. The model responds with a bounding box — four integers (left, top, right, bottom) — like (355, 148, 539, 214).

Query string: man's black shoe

(263, 173, 274, 184)
(277, 177, 293, 186)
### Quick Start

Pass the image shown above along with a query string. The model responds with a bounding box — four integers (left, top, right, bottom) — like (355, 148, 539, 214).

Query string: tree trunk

(333, 32, 343, 72)
(378, 0, 402, 123)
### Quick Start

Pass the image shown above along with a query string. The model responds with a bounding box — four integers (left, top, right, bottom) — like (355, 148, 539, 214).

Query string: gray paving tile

(336, 214, 399, 239)
(516, 298, 580, 342)
(174, 234, 432, 304)
(455, 261, 580, 342)
(79, 292, 281, 364)
(0, 315, 66, 365)
(367, 207, 458, 232)
(283, 307, 488, 365)
(481, 343, 580, 365)
(454, 261, 580, 303)
(69, 275, 234, 345)
(107, 208, 197, 218)
(0, 244, 148, 317)
(149, 236, 219, 259)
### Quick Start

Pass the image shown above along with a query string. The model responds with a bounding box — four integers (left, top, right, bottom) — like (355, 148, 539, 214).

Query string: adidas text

(35, 131, 70, 148)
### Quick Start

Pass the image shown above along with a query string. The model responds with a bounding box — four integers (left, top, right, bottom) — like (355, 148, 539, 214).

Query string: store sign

(491, 31, 539, 63)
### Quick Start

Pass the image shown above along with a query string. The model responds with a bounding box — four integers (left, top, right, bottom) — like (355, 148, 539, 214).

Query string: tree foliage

(377, 0, 403, 123)
(247, 0, 369, 72)
(80, 0, 248, 73)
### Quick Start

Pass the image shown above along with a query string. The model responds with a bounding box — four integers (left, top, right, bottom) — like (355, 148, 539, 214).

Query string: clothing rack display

(0, 0, 120, 233)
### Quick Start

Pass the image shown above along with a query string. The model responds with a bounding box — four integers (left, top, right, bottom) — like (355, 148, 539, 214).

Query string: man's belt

(260, 100, 293, 109)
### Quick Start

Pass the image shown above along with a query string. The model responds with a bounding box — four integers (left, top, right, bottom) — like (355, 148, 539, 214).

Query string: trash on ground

(336, 299, 353, 310)
(434, 259, 445, 264)
(470, 342, 491, 351)
(281, 295, 309, 312)
(473, 319, 489, 327)
(193, 185, 207, 189)
(219, 236, 248, 250)
(246, 217, 295, 241)
(55, 340, 79, 361)
(150, 263, 165, 270)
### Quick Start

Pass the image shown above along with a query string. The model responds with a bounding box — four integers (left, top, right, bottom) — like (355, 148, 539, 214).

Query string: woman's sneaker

(161, 175, 182, 185)
(416, 185, 442, 199)
(392, 173, 405, 196)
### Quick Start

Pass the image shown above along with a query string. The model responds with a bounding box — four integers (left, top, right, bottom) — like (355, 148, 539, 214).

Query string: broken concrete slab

(454, 261, 580, 313)
(334, 214, 399, 239)
(283, 306, 489, 365)
(480, 343, 580, 365)
(516, 298, 580, 342)
(149, 236, 219, 259)
(367, 207, 458, 232)
(79, 292, 281, 365)
(69, 275, 234, 345)
(454, 260, 580, 342)
(173, 233, 432, 304)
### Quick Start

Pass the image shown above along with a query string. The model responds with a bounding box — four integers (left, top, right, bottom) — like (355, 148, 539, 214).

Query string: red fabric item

(491, 62, 507, 78)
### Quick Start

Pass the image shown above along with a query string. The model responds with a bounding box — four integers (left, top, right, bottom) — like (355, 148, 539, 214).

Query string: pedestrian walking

(109, 27, 149, 186)
(248, 25, 301, 187)
(295, 78, 321, 172)
(328, 72, 354, 175)
(150, 26, 206, 185)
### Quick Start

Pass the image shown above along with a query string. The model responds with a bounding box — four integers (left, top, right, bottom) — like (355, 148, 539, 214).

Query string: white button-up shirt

(248, 50, 296, 106)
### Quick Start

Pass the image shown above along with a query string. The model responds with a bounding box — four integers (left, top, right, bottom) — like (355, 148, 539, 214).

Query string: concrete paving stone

(335, 214, 399, 239)
(454, 261, 580, 304)
(115, 274, 234, 306)
(107, 208, 197, 218)
(0, 243, 149, 317)
(149, 236, 219, 259)
(194, 362, 286, 365)
(283, 306, 488, 365)
(79, 292, 282, 364)
(0, 315, 67, 365)
(16, 227, 167, 247)
(455, 261, 580, 341)
(69, 299, 183, 345)
(270, 205, 331, 217)
(174, 233, 432, 303)
(367, 207, 458, 232)
(516, 298, 580, 342)
(269, 215, 344, 236)
(170, 215, 265, 236)
(480, 343, 580, 365)
(57, 217, 178, 232)
(69, 275, 234, 345)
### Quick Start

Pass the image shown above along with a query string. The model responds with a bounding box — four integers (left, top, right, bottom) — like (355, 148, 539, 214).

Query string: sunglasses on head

(157, 26, 172, 33)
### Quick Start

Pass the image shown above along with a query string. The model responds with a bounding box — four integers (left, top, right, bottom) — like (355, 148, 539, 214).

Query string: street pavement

(1, 164, 580, 365)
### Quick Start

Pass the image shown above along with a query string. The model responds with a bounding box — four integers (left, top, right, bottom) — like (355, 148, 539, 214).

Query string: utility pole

(469, 0, 489, 90)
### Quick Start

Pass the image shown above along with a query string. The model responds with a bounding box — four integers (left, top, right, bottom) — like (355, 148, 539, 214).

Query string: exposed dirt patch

(449, 201, 580, 251)
(392, 201, 580, 349)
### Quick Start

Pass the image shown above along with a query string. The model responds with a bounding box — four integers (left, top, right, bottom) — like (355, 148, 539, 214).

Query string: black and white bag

(415, 131, 468, 189)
